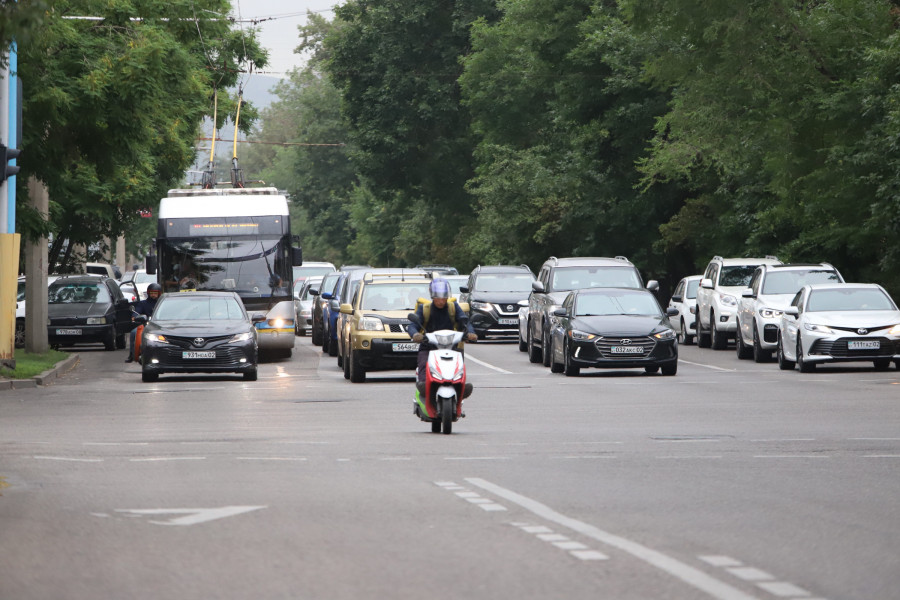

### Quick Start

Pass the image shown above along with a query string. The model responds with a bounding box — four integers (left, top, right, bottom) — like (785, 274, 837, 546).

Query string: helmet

(147, 283, 161, 296)
(429, 278, 450, 299)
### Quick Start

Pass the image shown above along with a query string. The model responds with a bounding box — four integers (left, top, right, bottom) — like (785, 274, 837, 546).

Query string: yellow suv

(338, 273, 435, 383)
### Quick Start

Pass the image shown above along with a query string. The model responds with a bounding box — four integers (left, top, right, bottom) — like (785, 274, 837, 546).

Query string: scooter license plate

(392, 342, 419, 352)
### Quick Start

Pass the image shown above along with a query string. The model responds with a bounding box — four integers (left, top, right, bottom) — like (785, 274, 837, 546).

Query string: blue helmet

(429, 278, 451, 299)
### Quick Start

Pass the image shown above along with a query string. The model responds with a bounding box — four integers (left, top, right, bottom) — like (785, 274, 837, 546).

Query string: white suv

(696, 255, 782, 349)
(735, 263, 843, 362)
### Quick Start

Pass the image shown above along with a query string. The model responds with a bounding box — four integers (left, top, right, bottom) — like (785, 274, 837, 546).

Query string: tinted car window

(685, 279, 700, 299)
(551, 267, 641, 291)
(718, 266, 757, 287)
(575, 292, 661, 316)
(155, 296, 245, 320)
(473, 274, 535, 292)
(762, 270, 840, 295)
(806, 288, 895, 312)
(48, 282, 110, 304)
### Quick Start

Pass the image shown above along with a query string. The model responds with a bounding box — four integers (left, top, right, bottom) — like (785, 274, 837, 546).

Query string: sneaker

(125, 357, 133, 363)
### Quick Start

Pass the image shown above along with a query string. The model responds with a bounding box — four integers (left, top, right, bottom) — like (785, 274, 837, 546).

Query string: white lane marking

(537, 533, 569, 542)
(129, 457, 206, 462)
(466, 498, 493, 504)
(34, 456, 103, 463)
(756, 581, 811, 597)
(572, 550, 609, 560)
(479, 503, 507, 511)
(751, 439, 815, 442)
(679, 360, 735, 372)
(114, 505, 266, 526)
(455, 492, 481, 498)
(468, 478, 759, 600)
(657, 456, 723, 460)
(444, 456, 510, 461)
(83, 442, 149, 446)
(752, 455, 829, 459)
(236, 457, 308, 461)
(865, 455, 900, 458)
(554, 541, 589, 551)
(700, 555, 743, 568)
(727, 567, 774, 581)
(522, 526, 553, 534)
(465, 353, 513, 374)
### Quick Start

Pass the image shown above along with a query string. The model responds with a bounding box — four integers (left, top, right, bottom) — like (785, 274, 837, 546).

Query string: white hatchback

(667, 275, 702, 344)
(777, 283, 900, 372)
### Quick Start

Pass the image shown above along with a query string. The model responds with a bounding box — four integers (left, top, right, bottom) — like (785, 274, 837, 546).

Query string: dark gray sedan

(139, 291, 263, 383)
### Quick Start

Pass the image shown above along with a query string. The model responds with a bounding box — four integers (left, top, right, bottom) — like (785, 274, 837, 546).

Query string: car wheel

(116, 333, 127, 350)
(541, 325, 552, 368)
(677, 318, 693, 345)
(141, 370, 159, 383)
(349, 349, 366, 383)
(342, 347, 351, 379)
(321, 324, 330, 354)
(735, 321, 752, 359)
(328, 331, 338, 357)
(697, 317, 711, 348)
(311, 320, 323, 346)
(563, 341, 580, 377)
(243, 368, 258, 381)
(518, 330, 527, 352)
(776, 334, 795, 370)
(527, 320, 542, 364)
(752, 323, 772, 363)
(661, 362, 677, 376)
(103, 328, 116, 351)
(873, 358, 891, 371)
(644, 366, 659, 374)
(797, 337, 815, 373)
(549, 336, 563, 373)
(710, 313, 727, 350)
(14, 318, 25, 348)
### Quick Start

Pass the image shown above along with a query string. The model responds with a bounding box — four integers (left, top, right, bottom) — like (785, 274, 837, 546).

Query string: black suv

(526, 256, 658, 366)
(459, 265, 535, 339)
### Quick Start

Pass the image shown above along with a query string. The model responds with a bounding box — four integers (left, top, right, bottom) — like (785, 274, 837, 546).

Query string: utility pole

(0, 41, 21, 370)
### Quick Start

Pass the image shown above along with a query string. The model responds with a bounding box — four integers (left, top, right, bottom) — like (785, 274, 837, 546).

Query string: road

(1, 336, 898, 600)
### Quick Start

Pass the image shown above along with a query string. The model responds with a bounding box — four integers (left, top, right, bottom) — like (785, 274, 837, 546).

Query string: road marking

(752, 455, 829, 459)
(34, 456, 103, 463)
(699, 556, 743, 568)
(114, 505, 266, 526)
(699, 554, 819, 599)
(756, 581, 811, 597)
(464, 354, 513, 374)
(679, 360, 735, 372)
(83, 442, 149, 446)
(727, 567, 774, 581)
(444, 456, 510, 461)
(130, 456, 206, 462)
(468, 478, 759, 600)
(236, 457, 308, 461)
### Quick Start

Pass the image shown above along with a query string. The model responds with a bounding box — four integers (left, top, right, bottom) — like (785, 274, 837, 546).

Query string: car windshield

(575, 292, 662, 317)
(552, 267, 641, 291)
(474, 274, 535, 292)
(154, 296, 246, 320)
(361, 283, 431, 311)
(718, 266, 758, 287)
(685, 279, 700, 299)
(806, 288, 896, 312)
(48, 282, 110, 304)
(762, 270, 840, 295)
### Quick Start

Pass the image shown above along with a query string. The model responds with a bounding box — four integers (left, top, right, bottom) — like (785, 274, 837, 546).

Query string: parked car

(667, 275, 702, 345)
(291, 261, 336, 290)
(547, 287, 679, 376)
(321, 267, 371, 357)
(139, 291, 262, 382)
(338, 272, 433, 382)
(777, 283, 900, 372)
(85, 262, 119, 279)
(15, 275, 61, 348)
(459, 265, 535, 339)
(47, 275, 132, 350)
(310, 271, 342, 346)
(696, 255, 782, 349)
(518, 304, 529, 352)
(294, 276, 323, 336)
(736, 263, 843, 362)
(527, 256, 658, 366)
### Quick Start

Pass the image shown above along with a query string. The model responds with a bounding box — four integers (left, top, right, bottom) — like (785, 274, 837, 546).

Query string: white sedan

(777, 283, 900, 372)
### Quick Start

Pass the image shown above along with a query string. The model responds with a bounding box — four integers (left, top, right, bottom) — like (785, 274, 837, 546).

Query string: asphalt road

(1, 336, 898, 600)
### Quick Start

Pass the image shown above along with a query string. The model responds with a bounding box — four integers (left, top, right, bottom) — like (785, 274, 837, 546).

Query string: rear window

(762, 270, 840, 295)
(551, 267, 641, 291)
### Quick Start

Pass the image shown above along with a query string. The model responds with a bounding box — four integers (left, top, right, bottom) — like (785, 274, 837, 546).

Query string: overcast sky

(232, 0, 339, 77)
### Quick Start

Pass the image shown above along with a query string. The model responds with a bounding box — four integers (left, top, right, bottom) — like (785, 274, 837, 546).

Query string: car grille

(156, 346, 247, 368)
(809, 337, 894, 357)
(595, 336, 656, 358)
(162, 335, 232, 349)
(49, 316, 86, 326)
(386, 319, 411, 333)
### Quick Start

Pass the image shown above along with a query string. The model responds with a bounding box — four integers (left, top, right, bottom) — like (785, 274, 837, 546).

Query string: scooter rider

(407, 278, 477, 383)
(125, 283, 161, 363)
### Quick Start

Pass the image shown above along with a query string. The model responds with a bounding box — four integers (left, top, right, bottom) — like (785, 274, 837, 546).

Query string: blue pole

(6, 41, 16, 233)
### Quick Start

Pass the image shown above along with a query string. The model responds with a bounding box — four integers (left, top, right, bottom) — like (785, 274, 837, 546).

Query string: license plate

(392, 342, 419, 352)
(498, 318, 518, 325)
(55, 329, 82, 335)
(610, 346, 644, 354)
(848, 340, 880, 350)
(183, 351, 215, 359)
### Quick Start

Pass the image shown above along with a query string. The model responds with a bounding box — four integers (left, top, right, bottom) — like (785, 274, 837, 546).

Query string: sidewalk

(0, 354, 80, 390)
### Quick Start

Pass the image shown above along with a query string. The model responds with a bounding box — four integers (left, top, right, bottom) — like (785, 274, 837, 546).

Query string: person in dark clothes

(125, 283, 161, 363)
(406, 278, 476, 382)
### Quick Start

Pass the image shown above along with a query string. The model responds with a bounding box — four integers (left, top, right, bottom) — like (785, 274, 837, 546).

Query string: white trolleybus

(147, 187, 303, 355)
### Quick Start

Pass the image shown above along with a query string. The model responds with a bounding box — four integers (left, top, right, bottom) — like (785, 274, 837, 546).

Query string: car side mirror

(552, 307, 567, 317)
(339, 303, 353, 315)
(321, 292, 332, 300)
(251, 314, 267, 323)
(292, 247, 303, 267)
(741, 288, 754, 298)
(134, 314, 148, 325)
(309, 288, 320, 296)
(700, 278, 713, 289)
(666, 307, 679, 317)
(783, 307, 799, 317)
(646, 280, 659, 292)
(532, 281, 545, 293)
(670, 294, 682, 303)
(459, 285, 469, 293)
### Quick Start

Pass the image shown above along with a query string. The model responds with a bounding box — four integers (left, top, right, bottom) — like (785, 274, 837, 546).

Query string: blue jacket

(131, 296, 159, 318)
(407, 301, 474, 338)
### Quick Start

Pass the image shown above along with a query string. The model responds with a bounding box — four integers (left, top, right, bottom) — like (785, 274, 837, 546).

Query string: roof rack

(614, 256, 629, 262)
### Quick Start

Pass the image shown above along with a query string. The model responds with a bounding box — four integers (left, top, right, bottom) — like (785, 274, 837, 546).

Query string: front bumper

(351, 336, 420, 371)
(804, 335, 899, 364)
(47, 323, 114, 345)
(712, 306, 737, 333)
(470, 309, 520, 337)
(141, 340, 258, 374)
(569, 336, 678, 369)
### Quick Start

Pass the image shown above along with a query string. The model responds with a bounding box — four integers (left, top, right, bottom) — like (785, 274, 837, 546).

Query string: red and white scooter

(413, 329, 473, 435)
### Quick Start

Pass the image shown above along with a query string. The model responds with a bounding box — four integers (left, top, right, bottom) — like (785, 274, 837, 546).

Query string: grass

(0, 348, 70, 379)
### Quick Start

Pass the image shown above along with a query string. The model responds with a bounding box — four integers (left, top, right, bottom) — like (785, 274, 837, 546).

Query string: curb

(0, 354, 80, 390)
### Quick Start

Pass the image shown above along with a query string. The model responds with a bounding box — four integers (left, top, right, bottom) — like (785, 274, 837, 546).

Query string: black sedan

(547, 288, 679, 376)
(47, 275, 132, 350)
(139, 291, 263, 383)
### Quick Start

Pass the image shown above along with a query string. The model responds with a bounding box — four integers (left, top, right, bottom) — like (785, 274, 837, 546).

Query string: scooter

(409, 323, 473, 435)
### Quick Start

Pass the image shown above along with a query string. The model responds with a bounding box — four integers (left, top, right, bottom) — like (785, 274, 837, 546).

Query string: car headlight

(653, 329, 676, 340)
(803, 322, 834, 334)
(471, 301, 493, 311)
(758, 307, 784, 319)
(146, 333, 168, 343)
(267, 318, 287, 328)
(229, 332, 253, 343)
(359, 316, 383, 331)
(888, 324, 900, 335)
(86, 317, 107, 325)
(717, 293, 738, 307)
(568, 330, 596, 341)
